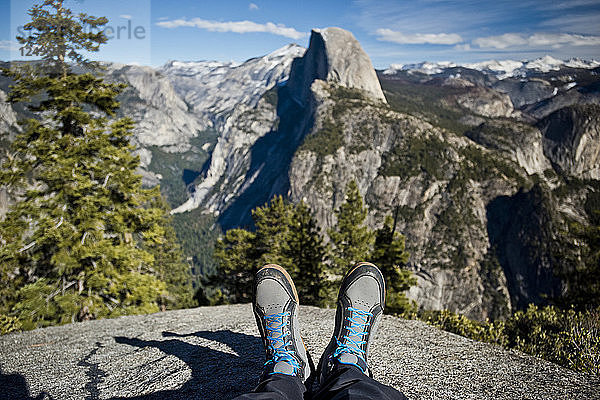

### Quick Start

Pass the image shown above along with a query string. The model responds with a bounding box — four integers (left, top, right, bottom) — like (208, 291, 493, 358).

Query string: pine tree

(328, 180, 375, 273)
(0, 1, 183, 329)
(146, 196, 195, 310)
(213, 195, 293, 303)
(370, 214, 417, 314)
(252, 195, 293, 267)
(284, 201, 329, 306)
(213, 228, 257, 303)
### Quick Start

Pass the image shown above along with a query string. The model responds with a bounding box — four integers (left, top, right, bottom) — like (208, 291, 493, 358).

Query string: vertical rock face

(465, 120, 552, 175)
(486, 185, 563, 310)
(539, 105, 600, 180)
(287, 27, 386, 105)
(0, 89, 18, 136)
(178, 27, 388, 224)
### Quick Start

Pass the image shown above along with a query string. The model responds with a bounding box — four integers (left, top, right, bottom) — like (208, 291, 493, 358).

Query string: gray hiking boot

(316, 262, 385, 381)
(253, 264, 312, 381)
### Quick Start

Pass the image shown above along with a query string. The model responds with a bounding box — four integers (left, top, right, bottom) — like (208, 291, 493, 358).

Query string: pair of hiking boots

(253, 262, 385, 385)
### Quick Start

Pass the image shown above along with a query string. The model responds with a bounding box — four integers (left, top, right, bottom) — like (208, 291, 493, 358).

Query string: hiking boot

(253, 264, 312, 381)
(316, 262, 385, 381)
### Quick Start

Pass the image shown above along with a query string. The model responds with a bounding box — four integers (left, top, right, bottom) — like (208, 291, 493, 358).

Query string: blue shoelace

(264, 312, 300, 375)
(333, 307, 373, 371)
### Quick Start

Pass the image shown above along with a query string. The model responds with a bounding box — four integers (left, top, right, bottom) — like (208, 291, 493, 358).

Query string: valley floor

(0, 304, 597, 400)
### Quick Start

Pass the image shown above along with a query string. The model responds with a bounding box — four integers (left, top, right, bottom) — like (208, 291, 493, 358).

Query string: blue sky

(1, 0, 600, 68)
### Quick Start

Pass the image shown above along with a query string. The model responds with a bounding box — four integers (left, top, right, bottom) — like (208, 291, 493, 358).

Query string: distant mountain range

(1, 29, 599, 320)
(384, 55, 600, 79)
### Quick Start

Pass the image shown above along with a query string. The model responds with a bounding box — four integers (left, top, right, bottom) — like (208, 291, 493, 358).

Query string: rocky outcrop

(175, 27, 387, 218)
(466, 120, 552, 175)
(106, 64, 204, 150)
(159, 44, 305, 130)
(0, 89, 18, 137)
(288, 81, 523, 319)
(170, 45, 305, 214)
(1, 304, 597, 400)
(174, 96, 281, 215)
(0, 89, 20, 219)
(281, 42, 596, 320)
(493, 78, 557, 108)
(539, 105, 600, 180)
(456, 87, 514, 118)
(287, 27, 386, 105)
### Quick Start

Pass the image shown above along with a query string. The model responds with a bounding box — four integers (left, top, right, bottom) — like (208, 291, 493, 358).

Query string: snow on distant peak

(524, 55, 563, 72)
(463, 60, 524, 79)
(383, 61, 457, 75)
(564, 58, 600, 69)
(267, 43, 306, 59)
(386, 56, 600, 80)
(160, 44, 305, 78)
(160, 60, 238, 78)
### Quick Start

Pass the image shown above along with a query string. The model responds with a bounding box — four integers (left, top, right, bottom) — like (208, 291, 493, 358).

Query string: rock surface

(539, 105, 600, 180)
(1, 304, 597, 400)
(287, 27, 386, 105)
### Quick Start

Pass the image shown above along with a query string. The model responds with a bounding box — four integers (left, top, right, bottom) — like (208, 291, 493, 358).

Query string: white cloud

(156, 18, 306, 40)
(473, 33, 527, 49)
(375, 29, 463, 45)
(249, 3, 259, 10)
(120, 14, 132, 20)
(473, 32, 600, 49)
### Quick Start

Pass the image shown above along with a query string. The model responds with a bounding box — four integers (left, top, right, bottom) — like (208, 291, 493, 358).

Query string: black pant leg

(232, 373, 306, 400)
(311, 365, 407, 400)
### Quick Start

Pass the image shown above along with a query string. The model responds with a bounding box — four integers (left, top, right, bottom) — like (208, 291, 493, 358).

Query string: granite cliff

(1, 28, 599, 320)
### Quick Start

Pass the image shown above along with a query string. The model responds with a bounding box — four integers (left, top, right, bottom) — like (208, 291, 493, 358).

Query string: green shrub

(379, 134, 449, 179)
(420, 305, 600, 377)
(300, 118, 344, 157)
(504, 305, 600, 376)
(421, 309, 507, 346)
(0, 314, 22, 335)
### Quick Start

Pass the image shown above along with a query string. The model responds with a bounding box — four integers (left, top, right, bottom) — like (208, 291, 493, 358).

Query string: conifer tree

(252, 195, 293, 267)
(328, 180, 375, 273)
(213, 195, 293, 302)
(284, 201, 329, 306)
(146, 197, 195, 310)
(0, 1, 185, 329)
(213, 228, 257, 303)
(370, 215, 417, 314)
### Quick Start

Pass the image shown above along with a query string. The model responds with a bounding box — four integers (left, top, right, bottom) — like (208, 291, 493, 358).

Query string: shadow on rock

(0, 367, 50, 400)
(109, 330, 263, 400)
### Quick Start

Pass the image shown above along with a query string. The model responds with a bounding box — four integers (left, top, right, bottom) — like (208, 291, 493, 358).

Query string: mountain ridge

(384, 55, 600, 79)
(1, 27, 599, 320)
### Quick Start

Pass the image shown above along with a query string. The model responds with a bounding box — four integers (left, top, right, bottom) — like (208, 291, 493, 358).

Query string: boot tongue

(335, 306, 371, 374)
(336, 352, 360, 366)
(273, 360, 295, 375)
(267, 315, 296, 375)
